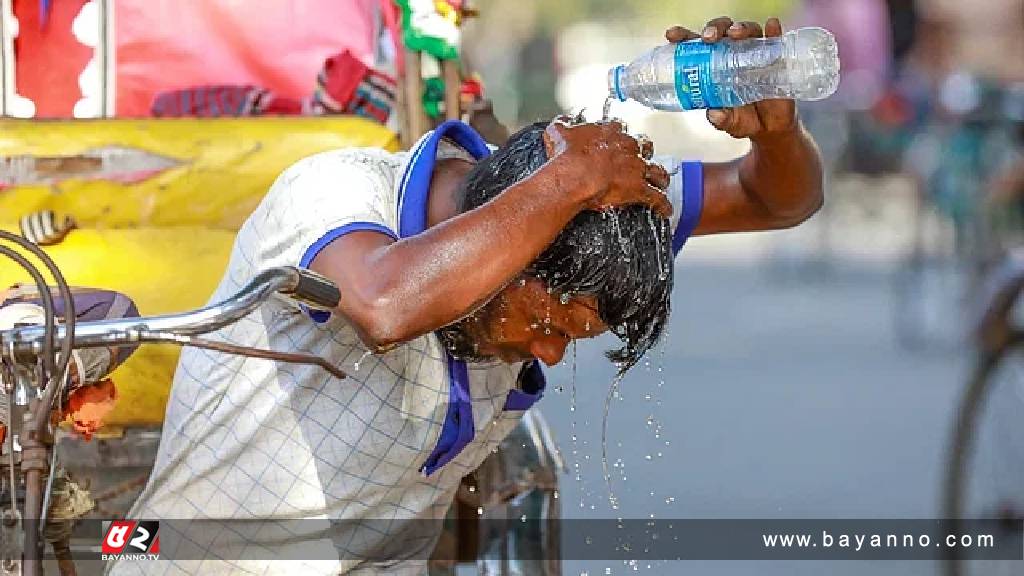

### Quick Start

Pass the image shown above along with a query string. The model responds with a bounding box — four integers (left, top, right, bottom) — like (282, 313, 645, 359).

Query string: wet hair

(449, 121, 674, 372)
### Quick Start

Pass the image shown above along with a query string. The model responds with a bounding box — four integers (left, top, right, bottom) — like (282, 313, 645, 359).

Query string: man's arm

(666, 17, 825, 237)
(311, 120, 670, 351)
(697, 122, 823, 235)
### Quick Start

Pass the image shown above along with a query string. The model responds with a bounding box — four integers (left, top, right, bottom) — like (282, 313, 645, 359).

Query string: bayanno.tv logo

(101, 520, 160, 560)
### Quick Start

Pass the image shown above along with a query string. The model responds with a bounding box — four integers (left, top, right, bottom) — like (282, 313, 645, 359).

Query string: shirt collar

(396, 120, 492, 238)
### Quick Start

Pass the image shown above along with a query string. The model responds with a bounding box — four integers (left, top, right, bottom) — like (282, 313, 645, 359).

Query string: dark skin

(311, 16, 824, 367)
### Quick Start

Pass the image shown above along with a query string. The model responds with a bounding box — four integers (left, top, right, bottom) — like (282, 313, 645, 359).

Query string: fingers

(622, 156, 673, 217)
(604, 119, 627, 134)
(699, 16, 782, 42)
(645, 162, 670, 191)
(702, 16, 734, 42)
(706, 107, 773, 139)
(643, 183, 674, 218)
(707, 108, 734, 132)
(665, 25, 699, 43)
(726, 20, 764, 40)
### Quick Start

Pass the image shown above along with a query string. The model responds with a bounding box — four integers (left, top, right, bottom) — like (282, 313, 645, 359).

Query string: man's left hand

(665, 17, 798, 140)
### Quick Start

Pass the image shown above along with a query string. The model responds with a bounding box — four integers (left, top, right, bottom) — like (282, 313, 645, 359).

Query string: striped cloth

(312, 50, 396, 124)
(19, 210, 75, 246)
(149, 50, 395, 124)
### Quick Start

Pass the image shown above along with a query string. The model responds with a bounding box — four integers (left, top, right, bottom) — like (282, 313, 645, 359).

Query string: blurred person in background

(899, 15, 1022, 268)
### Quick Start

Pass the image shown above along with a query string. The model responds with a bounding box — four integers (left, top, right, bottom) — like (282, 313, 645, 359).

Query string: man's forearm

(696, 121, 824, 236)
(312, 157, 592, 349)
(739, 123, 824, 227)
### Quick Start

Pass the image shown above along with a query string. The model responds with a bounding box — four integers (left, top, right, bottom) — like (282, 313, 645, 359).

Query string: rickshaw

(0, 1, 562, 574)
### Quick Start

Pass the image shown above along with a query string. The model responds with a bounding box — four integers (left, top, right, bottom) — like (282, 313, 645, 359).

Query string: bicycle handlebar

(0, 266, 340, 358)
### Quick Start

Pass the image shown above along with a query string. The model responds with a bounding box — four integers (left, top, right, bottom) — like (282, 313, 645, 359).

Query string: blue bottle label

(673, 40, 724, 110)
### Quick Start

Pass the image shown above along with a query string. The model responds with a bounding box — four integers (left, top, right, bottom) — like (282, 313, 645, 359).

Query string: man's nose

(529, 338, 568, 366)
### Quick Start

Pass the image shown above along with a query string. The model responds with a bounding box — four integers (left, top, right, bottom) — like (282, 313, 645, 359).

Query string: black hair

(453, 121, 673, 372)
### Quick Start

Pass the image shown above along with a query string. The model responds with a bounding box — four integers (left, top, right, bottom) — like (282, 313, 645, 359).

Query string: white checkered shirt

(107, 136, 691, 576)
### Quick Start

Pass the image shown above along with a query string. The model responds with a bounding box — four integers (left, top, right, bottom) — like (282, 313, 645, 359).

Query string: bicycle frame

(0, 253, 340, 576)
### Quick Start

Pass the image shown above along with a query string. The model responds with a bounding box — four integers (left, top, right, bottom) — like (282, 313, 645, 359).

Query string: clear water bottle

(608, 27, 840, 111)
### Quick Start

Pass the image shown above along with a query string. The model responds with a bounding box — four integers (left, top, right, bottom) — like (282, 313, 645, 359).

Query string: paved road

(537, 244, 976, 575)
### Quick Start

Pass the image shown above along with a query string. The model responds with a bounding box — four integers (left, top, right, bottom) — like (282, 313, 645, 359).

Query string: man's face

(468, 276, 608, 366)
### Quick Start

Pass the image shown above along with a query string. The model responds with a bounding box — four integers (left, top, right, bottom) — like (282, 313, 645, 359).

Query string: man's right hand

(543, 118, 672, 218)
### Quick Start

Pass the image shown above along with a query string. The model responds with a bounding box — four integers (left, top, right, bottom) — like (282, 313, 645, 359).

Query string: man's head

(438, 121, 674, 372)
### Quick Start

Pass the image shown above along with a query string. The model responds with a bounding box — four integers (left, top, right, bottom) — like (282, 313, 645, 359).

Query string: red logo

(102, 520, 160, 559)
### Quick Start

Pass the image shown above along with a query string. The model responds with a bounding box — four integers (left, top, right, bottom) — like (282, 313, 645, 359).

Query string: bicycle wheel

(943, 344, 1024, 576)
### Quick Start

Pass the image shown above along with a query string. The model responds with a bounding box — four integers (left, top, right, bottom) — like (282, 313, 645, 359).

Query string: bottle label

(673, 40, 724, 110)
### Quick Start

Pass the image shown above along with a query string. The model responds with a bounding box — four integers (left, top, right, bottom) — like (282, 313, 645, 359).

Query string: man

(110, 17, 822, 575)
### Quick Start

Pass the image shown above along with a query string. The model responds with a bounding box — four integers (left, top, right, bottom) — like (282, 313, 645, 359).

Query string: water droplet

(353, 349, 372, 371)
(544, 327, 551, 335)
(518, 278, 527, 286)
(543, 317, 551, 324)
(477, 507, 484, 515)
(664, 497, 675, 504)
(602, 96, 614, 121)
(530, 322, 539, 329)
(553, 491, 559, 499)
(602, 372, 626, 511)
(500, 317, 507, 323)
(521, 514, 527, 523)
(604, 569, 612, 575)
(644, 454, 652, 461)
(559, 292, 571, 305)
(468, 485, 476, 493)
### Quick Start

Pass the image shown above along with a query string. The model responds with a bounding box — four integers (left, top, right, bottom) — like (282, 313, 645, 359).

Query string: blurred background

(0, 0, 1022, 575)
(463, 0, 1024, 574)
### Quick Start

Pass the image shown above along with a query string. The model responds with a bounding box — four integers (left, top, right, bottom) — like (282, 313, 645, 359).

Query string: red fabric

(114, 0, 381, 116)
(66, 379, 118, 441)
(12, 0, 92, 118)
(322, 51, 371, 109)
(460, 76, 483, 99)
(261, 95, 304, 115)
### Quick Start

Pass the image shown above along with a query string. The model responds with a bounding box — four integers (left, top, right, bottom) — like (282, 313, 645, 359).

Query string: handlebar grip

(282, 267, 341, 311)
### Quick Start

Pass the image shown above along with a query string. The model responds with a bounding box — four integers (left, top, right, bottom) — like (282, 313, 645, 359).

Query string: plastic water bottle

(608, 27, 840, 111)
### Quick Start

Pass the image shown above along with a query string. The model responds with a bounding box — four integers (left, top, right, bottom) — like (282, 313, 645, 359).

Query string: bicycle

(0, 229, 343, 576)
